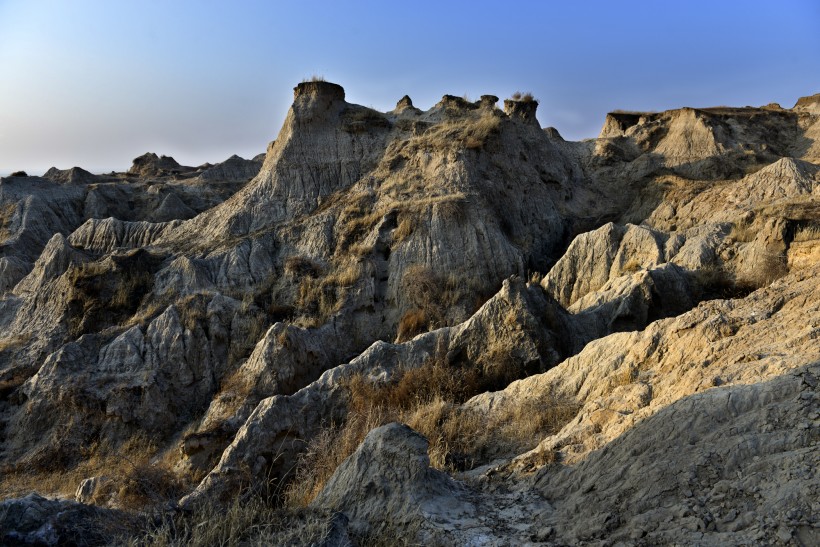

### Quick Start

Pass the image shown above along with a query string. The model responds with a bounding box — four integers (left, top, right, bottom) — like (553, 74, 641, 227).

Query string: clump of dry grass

(0, 432, 180, 509)
(0, 201, 18, 242)
(284, 255, 324, 278)
(737, 251, 788, 289)
(510, 91, 535, 103)
(728, 220, 758, 243)
(397, 308, 428, 341)
(610, 366, 638, 389)
(406, 110, 501, 152)
(65, 251, 162, 337)
(620, 257, 643, 273)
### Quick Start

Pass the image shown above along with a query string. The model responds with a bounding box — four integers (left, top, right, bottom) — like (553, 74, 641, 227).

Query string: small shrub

(621, 257, 642, 273)
(284, 256, 324, 278)
(510, 91, 535, 103)
(117, 463, 184, 511)
(392, 214, 414, 243)
(729, 221, 757, 243)
(283, 350, 580, 507)
(396, 308, 428, 342)
(295, 261, 363, 325)
(9, 170, 27, 177)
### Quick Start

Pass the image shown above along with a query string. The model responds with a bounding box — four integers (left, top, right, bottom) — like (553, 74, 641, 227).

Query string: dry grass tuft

(397, 308, 428, 342)
(0, 433, 179, 508)
(610, 366, 638, 389)
(621, 257, 643, 273)
(0, 201, 18, 242)
(122, 495, 335, 547)
(793, 224, 820, 242)
(397, 265, 488, 339)
(407, 111, 501, 152)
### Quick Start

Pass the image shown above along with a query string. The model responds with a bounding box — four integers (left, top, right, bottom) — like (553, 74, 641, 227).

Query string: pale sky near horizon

(1, 0, 819, 175)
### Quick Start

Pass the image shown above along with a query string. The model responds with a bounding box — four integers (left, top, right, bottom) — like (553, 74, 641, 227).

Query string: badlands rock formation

(1, 81, 818, 545)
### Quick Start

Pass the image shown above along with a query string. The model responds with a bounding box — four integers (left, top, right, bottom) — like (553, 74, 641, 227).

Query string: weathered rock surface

(0, 493, 136, 546)
(313, 423, 475, 539)
(197, 154, 263, 183)
(536, 363, 819, 545)
(42, 166, 96, 185)
(128, 152, 193, 177)
(1, 82, 820, 545)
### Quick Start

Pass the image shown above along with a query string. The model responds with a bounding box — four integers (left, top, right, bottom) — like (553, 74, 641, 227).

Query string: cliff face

(1, 83, 819, 546)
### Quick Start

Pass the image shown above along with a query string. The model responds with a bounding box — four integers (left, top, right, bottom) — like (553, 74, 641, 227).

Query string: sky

(1, 0, 819, 175)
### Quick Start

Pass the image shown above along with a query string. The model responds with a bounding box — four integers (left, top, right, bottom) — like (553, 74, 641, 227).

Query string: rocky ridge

(0, 82, 819, 545)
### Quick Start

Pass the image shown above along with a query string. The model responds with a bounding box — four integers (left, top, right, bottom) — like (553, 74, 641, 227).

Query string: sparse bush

(117, 462, 184, 511)
(621, 257, 642, 273)
(0, 202, 18, 241)
(284, 255, 324, 278)
(737, 250, 788, 289)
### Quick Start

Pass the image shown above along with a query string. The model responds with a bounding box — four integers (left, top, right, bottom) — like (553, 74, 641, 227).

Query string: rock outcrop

(128, 152, 192, 177)
(197, 154, 264, 183)
(1, 81, 819, 545)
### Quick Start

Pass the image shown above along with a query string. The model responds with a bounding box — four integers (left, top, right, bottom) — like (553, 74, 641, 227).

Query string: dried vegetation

(284, 352, 579, 507)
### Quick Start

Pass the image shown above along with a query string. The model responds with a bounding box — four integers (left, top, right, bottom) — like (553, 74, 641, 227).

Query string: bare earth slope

(1, 83, 819, 546)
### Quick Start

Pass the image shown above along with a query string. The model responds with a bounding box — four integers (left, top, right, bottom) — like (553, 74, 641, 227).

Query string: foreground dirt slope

(1, 83, 819, 545)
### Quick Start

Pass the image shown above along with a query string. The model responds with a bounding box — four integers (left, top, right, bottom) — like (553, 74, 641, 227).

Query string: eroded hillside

(1, 83, 818, 546)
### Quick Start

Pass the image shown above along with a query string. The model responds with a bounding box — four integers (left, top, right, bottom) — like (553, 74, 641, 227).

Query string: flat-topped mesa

(293, 80, 345, 101)
(794, 93, 820, 114)
(291, 80, 347, 121)
(504, 96, 539, 125)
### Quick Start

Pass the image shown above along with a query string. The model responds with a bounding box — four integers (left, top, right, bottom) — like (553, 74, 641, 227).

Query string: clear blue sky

(1, 0, 818, 175)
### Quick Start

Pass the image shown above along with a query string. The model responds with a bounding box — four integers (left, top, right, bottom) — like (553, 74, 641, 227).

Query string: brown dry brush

(284, 355, 580, 507)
